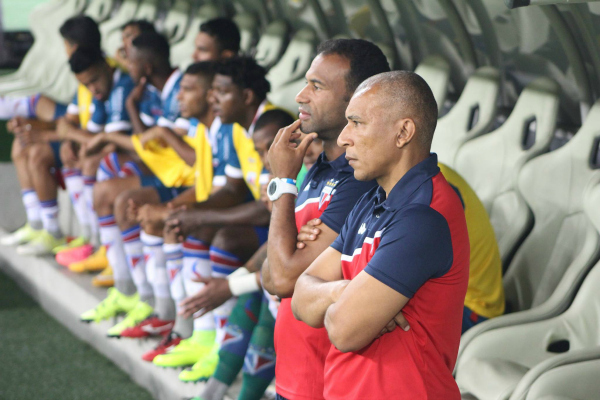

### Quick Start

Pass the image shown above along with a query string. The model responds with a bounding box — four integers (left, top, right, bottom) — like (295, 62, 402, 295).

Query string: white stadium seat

(267, 27, 317, 113)
(254, 20, 289, 69)
(161, 0, 191, 44)
(454, 78, 560, 265)
(432, 67, 500, 168)
(233, 12, 258, 54)
(85, 0, 115, 23)
(415, 55, 451, 114)
(99, 0, 142, 56)
(455, 101, 600, 399)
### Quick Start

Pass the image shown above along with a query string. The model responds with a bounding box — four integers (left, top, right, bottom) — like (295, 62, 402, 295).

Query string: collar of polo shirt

(374, 153, 440, 212)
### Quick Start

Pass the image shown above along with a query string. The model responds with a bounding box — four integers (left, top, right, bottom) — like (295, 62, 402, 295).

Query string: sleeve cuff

(105, 121, 132, 133)
(86, 121, 103, 133)
(157, 116, 176, 129)
(364, 265, 415, 298)
(67, 104, 79, 115)
(225, 164, 244, 179)
(140, 113, 156, 127)
(175, 117, 191, 130)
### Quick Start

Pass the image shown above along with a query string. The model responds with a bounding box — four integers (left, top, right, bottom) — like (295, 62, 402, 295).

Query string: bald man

(291, 71, 470, 399)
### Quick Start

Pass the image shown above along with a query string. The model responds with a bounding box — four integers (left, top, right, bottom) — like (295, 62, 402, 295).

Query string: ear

(220, 50, 236, 59)
(395, 118, 417, 149)
(242, 88, 256, 106)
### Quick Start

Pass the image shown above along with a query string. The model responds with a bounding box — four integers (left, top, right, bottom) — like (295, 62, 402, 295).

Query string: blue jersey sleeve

(363, 204, 454, 298)
(104, 74, 134, 133)
(87, 99, 107, 133)
(320, 178, 377, 234)
(67, 94, 79, 116)
(138, 86, 160, 127)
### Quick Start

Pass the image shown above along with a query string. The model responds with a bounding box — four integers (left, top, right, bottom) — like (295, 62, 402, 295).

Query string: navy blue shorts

(50, 141, 62, 169)
(462, 306, 489, 333)
(139, 175, 189, 202)
(53, 103, 68, 120)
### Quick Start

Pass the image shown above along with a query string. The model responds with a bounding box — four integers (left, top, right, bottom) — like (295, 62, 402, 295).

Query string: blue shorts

(50, 141, 62, 169)
(53, 103, 68, 120)
(253, 226, 269, 246)
(462, 306, 489, 333)
(139, 175, 189, 202)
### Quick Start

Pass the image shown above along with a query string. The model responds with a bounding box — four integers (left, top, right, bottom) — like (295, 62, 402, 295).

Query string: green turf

(0, 269, 154, 400)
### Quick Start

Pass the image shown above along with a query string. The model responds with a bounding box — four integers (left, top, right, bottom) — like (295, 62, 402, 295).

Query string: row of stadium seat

(423, 64, 600, 398)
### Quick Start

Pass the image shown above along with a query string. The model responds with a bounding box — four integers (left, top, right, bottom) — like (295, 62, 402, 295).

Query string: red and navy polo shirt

(325, 154, 470, 400)
(274, 152, 377, 400)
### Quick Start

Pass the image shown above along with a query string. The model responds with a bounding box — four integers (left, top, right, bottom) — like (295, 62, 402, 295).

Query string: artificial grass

(0, 269, 153, 400)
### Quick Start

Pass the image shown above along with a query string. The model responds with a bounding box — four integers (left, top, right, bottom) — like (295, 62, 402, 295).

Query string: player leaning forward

(292, 71, 470, 399)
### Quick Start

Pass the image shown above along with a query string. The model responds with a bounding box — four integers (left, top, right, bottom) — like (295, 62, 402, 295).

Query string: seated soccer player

(192, 18, 240, 62)
(147, 57, 278, 380)
(77, 34, 199, 336)
(191, 110, 294, 400)
(53, 20, 153, 272)
(291, 71, 470, 399)
(0, 16, 104, 250)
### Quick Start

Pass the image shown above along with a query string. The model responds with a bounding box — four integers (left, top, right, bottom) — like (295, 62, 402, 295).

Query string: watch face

(268, 180, 277, 196)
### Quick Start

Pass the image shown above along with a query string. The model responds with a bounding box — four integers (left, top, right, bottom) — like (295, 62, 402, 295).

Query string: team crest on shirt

(319, 179, 339, 210)
(246, 171, 258, 187)
(244, 344, 276, 376)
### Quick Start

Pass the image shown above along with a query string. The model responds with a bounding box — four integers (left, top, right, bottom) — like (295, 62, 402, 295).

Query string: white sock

(62, 168, 90, 239)
(0, 95, 35, 119)
(183, 237, 215, 331)
(210, 246, 243, 343)
(83, 176, 99, 243)
(40, 199, 62, 238)
(164, 242, 185, 305)
(21, 189, 42, 229)
(99, 215, 134, 295)
(122, 225, 152, 302)
(142, 232, 169, 298)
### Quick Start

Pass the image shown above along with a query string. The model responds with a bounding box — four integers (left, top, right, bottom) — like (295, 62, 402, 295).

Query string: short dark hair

(200, 18, 241, 54)
(59, 16, 101, 51)
(317, 39, 390, 97)
(121, 19, 156, 34)
(131, 32, 171, 72)
(184, 61, 216, 83)
(357, 71, 438, 148)
(215, 56, 270, 102)
(254, 109, 295, 133)
(69, 46, 105, 74)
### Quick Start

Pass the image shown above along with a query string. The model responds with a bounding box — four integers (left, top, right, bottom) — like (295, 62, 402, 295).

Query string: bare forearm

(192, 182, 248, 211)
(198, 201, 270, 226)
(265, 195, 305, 297)
(126, 100, 147, 134)
(161, 129, 195, 166)
(65, 128, 94, 143)
(246, 242, 268, 273)
(104, 132, 135, 151)
(292, 275, 345, 328)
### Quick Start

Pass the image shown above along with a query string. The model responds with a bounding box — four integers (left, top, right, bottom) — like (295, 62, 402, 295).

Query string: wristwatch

(267, 177, 298, 201)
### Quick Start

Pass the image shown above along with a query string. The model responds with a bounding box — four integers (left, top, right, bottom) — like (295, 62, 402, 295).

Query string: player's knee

(114, 191, 132, 226)
(80, 155, 100, 177)
(27, 144, 53, 169)
(93, 180, 118, 214)
(11, 139, 27, 162)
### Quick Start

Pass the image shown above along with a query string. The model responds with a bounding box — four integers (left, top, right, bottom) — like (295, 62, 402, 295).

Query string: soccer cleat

(53, 236, 88, 254)
(142, 330, 183, 362)
(56, 243, 94, 267)
(107, 301, 154, 338)
(119, 316, 174, 338)
(178, 343, 219, 382)
(68, 246, 108, 273)
(0, 223, 42, 246)
(16, 231, 66, 256)
(80, 288, 139, 323)
(153, 330, 216, 368)
(92, 265, 114, 287)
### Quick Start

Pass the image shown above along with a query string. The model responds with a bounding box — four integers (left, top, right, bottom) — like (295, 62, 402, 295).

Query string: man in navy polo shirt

(292, 71, 470, 399)
(262, 39, 389, 400)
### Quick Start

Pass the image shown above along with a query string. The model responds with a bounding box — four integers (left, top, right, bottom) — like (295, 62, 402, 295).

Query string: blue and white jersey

(89, 69, 135, 133)
(67, 93, 104, 133)
(139, 68, 188, 131)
